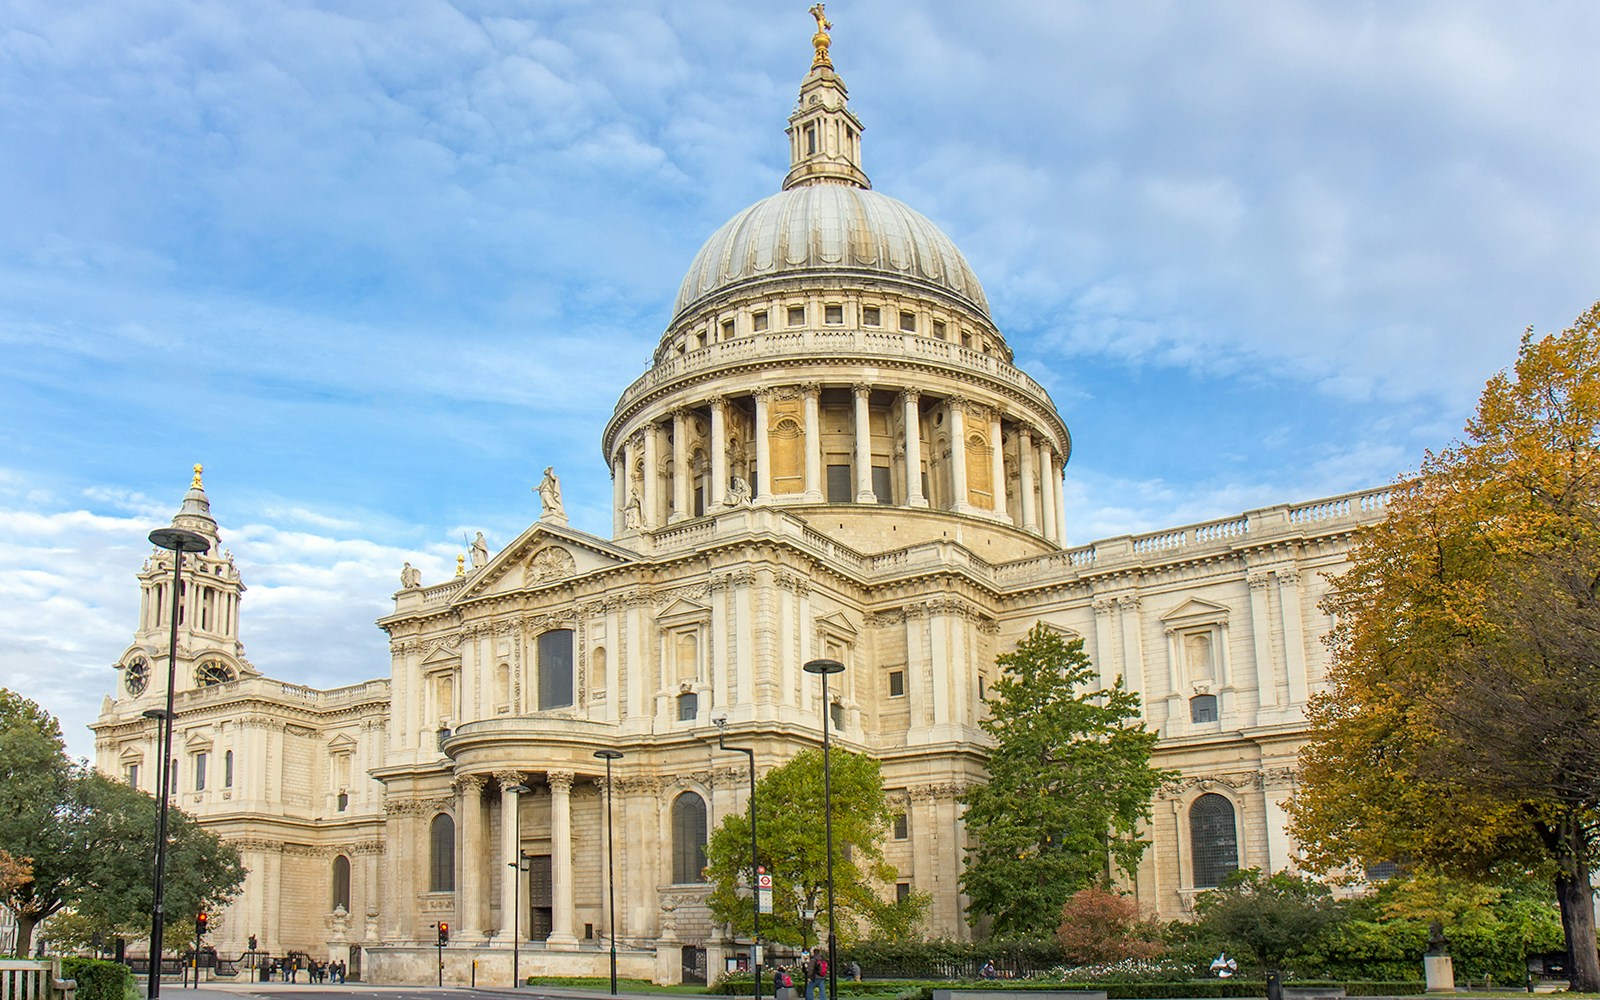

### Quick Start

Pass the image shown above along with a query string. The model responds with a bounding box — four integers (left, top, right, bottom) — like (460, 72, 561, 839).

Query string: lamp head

(803, 658, 846, 675)
(594, 749, 624, 761)
(712, 712, 729, 729)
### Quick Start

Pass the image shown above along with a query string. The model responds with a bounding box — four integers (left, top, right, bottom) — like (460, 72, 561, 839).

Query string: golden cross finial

(809, 3, 833, 68)
(192, 464, 204, 489)
(456, 554, 465, 577)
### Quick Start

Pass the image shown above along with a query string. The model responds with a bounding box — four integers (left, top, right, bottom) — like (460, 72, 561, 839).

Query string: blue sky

(2, 0, 1597, 759)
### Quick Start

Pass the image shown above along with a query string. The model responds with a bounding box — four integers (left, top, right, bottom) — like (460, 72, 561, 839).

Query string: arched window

(1190, 694, 1218, 723)
(429, 813, 456, 892)
(332, 854, 351, 910)
(671, 792, 708, 884)
(677, 692, 698, 721)
(538, 629, 575, 710)
(1189, 793, 1239, 889)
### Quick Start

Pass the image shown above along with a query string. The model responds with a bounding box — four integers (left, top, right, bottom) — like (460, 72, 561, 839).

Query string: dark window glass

(224, 750, 233, 788)
(893, 813, 908, 839)
(677, 692, 698, 721)
(332, 855, 351, 910)
(429, 813, 456, 892)
(337, 791, 349, 812)
(1190, 694, 1219, 723)
(787, 306, 805, 326)
(672, 793, 708, 883)
(888, 670, 905, 697)
(195, 752, 207, 791)
(538, 629, 575, 710)
(826, 465, 852, 503)
(830, 702, 844, 730)
(825, 304, 843, 324)
(895, 882, 911, 904)
(1189, 794, 1238, 888)
(1365, 861, 1400, 882)
(862, 306, 881, 326)
(871, 466, 892, 504)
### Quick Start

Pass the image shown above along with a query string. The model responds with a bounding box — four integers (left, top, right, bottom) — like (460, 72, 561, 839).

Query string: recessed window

(932, 320, 946, 340)
(194, 751, 208, 791)
(1190, 794, 1239, 888)
(332, 855, 351, 910)
(862, 306, 881, 326)
(893, 813, 908, 840)
(899, 311, 917, 332)
(824, 304, 843, 324)
(829, 702, 844, 730)
(787, 306, 805, 327)
(429, 813, 456, 892)
(826, 465, 852, 503)
(895, 882, 911, 904)
(538, 629, 575, 710)
(961, 331, 973, 348)
(126, 764, 140, 789)
(752, 310, 769, 332)
(677, 691, 698, 721)
(805, 126, 817, 155)
(337, 791, 349, 812)
(872, 466, 892, 505)
(223, 750, 233, 788)
(978, 676, 987, 701)
(1365, 861, 1400, 882)
(1190, 694, 1219, 723)
(888, 670, 905, 698)
(672, 793, 709, 883)
(721, 319, 735, 340)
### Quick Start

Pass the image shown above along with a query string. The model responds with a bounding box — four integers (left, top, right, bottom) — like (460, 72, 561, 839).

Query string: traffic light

(436, 922, 449, 945)
(196, 912, 209, 936)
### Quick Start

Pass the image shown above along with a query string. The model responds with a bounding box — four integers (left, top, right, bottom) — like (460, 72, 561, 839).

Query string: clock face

(195, 660, 235, 687)
(125, 658, 149, 697)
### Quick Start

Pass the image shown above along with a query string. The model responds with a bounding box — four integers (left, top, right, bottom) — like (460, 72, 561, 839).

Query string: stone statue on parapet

(726, 476, 752, 506)
(537, 466, 566, 522)
(400, 562, 422, 589)
(624, 491, 643, 529)
(470, 531, 489, 569)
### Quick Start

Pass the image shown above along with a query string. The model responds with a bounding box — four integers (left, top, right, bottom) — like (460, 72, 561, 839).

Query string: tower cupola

(783, 4, 870, 191)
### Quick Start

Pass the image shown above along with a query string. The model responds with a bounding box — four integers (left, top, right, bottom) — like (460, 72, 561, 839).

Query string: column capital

(800, 381, 822, 399)
(707, 394, 726, 410)
(547, 769, 576, 793)
(852, 383, 872, 400)
(494, 770, 526, 792)
(902, 387, 921, 405)
(454, 773, 487, 795)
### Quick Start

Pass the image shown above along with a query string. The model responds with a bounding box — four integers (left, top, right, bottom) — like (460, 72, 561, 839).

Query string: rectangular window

(337, 791, 349, 812)
(223, 750, 233, 788)
(826, 464, 852, 503)
(830, 702, 844, 731)
(899, 311, 917, 332)
(871, 466, 892, 504)
(194, 751, 208, 791)
(752, 310, 769, 332)
(961, 331, 972, 348)
(787, 305, 806, 327)
(862, 306, 881, 326)
(538, 630, 575, 710)
(888, 670, 905, 698)
(824, 304, 843, 324)
(678, 692, 698, 721)
(721, 319, 735, 340)
(896, 882, 911, 904)
(126, 764, 140, 789)
(806, 126, 817, 155)
(933, 320, 946, 340)
(893, 813, 909, 840)
(978, 676, 987, 701)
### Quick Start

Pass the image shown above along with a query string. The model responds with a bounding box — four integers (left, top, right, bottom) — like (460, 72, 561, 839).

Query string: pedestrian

(849, 959, 861, 982)
(805, 949, 829, 1000)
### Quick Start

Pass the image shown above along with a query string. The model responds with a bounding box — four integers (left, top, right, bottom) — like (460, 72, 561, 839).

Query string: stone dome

(673, 184, 990, 322)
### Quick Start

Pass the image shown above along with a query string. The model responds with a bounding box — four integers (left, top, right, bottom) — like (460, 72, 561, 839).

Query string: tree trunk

(1554, 822, 1599, 992)
(14, 913, 37, 957)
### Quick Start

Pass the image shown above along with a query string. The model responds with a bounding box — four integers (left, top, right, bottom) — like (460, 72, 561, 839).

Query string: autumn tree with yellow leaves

(1289, 302, 1600, 991)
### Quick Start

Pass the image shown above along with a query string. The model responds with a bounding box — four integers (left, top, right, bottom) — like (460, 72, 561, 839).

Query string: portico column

(709, 396, 727, 507)
(803, 384, 823, 501)
(948, 399, 969, 511)
(1055, 465, 1069, 544)
(1018, 427, 1038, 531)
(903, 390, 927, 507)
(671, 409, 689, 523)
(1039, 447, 1058, 545)
(853, 384, 875, 502)
(495, 772, 524, 943)
(456, 774, 487, 940)
(547, 770, 577, 948)
(990, 412, 1007, 519)
(641, 426, 659, 527)
(753, 390, 772, 502)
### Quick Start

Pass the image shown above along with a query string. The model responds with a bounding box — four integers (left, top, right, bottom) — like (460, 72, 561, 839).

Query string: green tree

(960, 623, 1171, 938)
(1288, 303, 1600, 991)
(704, 748, 927, 947)
(0, 689, 246, 955)
(1191, 869, 1338, 974)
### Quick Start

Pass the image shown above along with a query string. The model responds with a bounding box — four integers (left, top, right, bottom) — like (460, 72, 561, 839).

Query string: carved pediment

(815, 611, 858, 638)
(183, 731, 214, 752)
(656, 598, 711, 627)
(421, 641, 461, 667)
(327, 732, 358, 752)
(452, 521, 638, 602)
(1160, 597, 1231, 629)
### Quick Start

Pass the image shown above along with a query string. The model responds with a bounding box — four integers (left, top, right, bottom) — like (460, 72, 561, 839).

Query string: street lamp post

(594, 750, 624, 996)
(714, 718, 761, 1000)
(507, 783, 532, 989)
(802, 658, 845, 1000)
(145, 525, 210, 1000)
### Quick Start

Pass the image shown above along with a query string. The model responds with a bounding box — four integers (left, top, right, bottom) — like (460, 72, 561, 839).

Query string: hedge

(709, 978, 1426, 999)
(60, 958, 136, 1000)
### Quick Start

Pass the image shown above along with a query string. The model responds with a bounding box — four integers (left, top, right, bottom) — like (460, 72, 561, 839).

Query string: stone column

(1018, 427, 1037, 531)
(496, 772, 525, 943)
(612, 454, 626, 536)
(1277, 570, 1309, 706)
(641, 426, 659, 528)
(622, 437, 639, 531)
(456, 774, 487, 940)
(547, 770, 578, 948)
(1248, 573, 1278, 711)
(1055, 462, 1069, 543)
(903, 390, 927, 507)
(1039, 446, 1058, 544)
(853, 384, 875, 502)
(948, 399, 969, 511)
(989, 412, 1007, 518)
(709, 396, 727, 507)
(671, 409, 689, 523)
(803, 384, 823, 501)
(754, 390, 772, 502)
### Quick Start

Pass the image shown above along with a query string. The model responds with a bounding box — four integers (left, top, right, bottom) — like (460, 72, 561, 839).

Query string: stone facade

(91, 23, 1392, 986)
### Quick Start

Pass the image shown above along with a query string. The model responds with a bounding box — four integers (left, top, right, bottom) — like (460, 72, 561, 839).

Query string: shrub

(1057, 888, 1164, 965)
(60, 957, 135, 1000)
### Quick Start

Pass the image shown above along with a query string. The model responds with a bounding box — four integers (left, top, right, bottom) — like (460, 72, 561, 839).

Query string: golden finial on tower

(456, 554, 465, 577)
(192, 464, 204, 489)
(809, 3, 833, 68)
